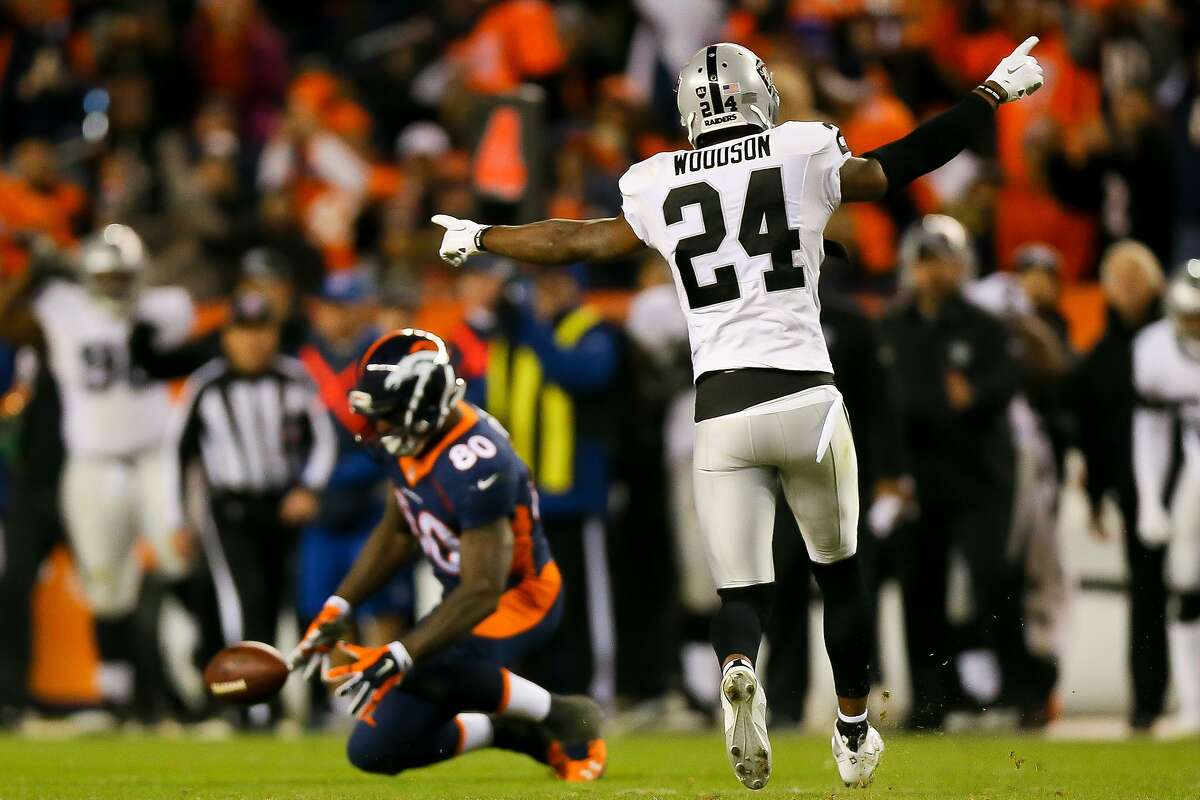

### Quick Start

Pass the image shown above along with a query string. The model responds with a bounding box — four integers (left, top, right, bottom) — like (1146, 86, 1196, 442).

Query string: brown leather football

(204, 641, 289, 705)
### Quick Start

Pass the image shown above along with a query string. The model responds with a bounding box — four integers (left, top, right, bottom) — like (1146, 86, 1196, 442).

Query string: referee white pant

(61, 448, 185, 619)
(693, 385, 859, 589)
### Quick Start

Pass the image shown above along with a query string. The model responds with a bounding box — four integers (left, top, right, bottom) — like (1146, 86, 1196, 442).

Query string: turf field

(1, 731, 1196, 799)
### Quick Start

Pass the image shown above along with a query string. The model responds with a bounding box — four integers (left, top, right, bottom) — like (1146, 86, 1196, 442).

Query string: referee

(165, 290, 335, 654)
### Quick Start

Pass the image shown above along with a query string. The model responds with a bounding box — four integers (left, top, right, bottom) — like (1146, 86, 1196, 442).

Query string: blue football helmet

(350, 328, 465, 456)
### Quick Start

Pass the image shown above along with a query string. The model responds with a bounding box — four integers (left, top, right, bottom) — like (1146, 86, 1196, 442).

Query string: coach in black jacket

(1066, 240, 1166, 730)
(879, 216, 1030, 729)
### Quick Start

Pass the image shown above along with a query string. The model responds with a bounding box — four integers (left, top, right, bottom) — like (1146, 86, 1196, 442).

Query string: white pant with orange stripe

(61, 448, 185, 618)
(693, 385, 860, 589)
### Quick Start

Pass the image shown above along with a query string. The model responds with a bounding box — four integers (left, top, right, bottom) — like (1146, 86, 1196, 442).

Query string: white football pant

(693, 385, 859, 589)
(1166, 464, 1200, 594)
(61, 448, 184, 618)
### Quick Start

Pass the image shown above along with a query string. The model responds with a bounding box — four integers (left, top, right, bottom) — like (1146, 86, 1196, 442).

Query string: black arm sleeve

(863, 93, 995, 194)
(129, 323, 222, 380)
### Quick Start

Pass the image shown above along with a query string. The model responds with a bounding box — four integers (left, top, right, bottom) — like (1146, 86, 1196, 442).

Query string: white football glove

(867, 493, 904, 540)
(1137, 502, 1172, 547)
(984, 36, 1045, 103)
(431, 214, 489, 267)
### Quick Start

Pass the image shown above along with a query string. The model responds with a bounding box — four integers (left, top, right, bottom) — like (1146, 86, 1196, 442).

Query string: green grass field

(1, 732, 1196, 800)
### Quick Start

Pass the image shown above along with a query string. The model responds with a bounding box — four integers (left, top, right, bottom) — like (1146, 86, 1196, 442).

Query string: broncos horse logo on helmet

(349, 329, 465, 457)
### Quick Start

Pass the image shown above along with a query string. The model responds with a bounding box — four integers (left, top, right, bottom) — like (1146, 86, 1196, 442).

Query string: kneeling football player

(289, 329, 605, 781)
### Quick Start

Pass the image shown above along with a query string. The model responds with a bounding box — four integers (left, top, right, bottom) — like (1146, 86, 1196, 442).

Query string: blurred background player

(1131, 260, 1200, 737)
(164, 289, 335, 725)
(130, 248, 308, 381)
(289, 329, 605, 782)
(0, 224, 193, 721)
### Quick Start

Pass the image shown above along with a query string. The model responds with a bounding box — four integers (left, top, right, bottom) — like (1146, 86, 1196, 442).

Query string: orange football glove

(326, 641, 413, 717)
(288, 596, 351, 679)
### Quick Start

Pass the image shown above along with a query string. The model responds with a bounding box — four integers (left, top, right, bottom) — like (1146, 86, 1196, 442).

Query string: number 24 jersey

(619, 121, 851, 379)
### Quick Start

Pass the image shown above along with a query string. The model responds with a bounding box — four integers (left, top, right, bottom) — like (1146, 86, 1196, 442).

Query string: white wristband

(387, 641, 414, 672)
(326, 596, 351, 614)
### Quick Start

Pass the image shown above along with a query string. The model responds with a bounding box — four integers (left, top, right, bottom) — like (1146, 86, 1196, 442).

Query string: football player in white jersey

(1132, 260, 1200, 737)
(0, 224, 193, 718)
(433, 41, 1045, 789)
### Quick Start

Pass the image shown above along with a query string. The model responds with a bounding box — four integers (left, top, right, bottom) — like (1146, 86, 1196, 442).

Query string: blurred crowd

(1, 0, 1200, 735)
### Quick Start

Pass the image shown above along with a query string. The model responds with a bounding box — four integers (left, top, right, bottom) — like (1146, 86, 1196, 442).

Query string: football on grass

(204, 641, 288, 705)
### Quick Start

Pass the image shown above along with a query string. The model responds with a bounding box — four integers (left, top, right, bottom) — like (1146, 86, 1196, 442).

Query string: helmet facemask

(79, 224, 146, 314)
(349, 353, 466, 458)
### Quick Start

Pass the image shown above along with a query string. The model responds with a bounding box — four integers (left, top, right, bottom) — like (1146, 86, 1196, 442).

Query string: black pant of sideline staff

(526, 515, 614, 702)
(901, 497, 1032, 728)
(203, 492, 297, 654)
(1121, 505, 1169, 728)
(0, 481, 61, 721)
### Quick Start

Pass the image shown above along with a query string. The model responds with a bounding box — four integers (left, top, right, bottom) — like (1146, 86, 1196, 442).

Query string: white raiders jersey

(620, 121, 851, 379)
(1134, 320, 1200, 465)
(33, 280, 194, 458)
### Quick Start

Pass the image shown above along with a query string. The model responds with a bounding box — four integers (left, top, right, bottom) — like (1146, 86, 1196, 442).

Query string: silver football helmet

(898, 214, 977, 287)
(1166, 258, 1200, 359)
(79, 223, 145, 310)
(676, 43, 780, 147)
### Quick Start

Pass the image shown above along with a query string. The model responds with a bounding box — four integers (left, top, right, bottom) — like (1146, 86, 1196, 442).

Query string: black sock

(711, 583, 776, 669)
(836, 716, 869, 751)
(490, 715, 551, 764)
(811, 556, 873, 699)
(94, 614, 137, 711)
(1178, 592, 1200, 623)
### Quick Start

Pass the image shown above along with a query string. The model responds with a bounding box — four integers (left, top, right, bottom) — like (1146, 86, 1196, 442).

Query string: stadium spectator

(0, 0, 89, 150)
(944, 4, 1104, 280)
(155, 98, 254, 296)
(479, 266, 622, 702)
(1067, 240, 1167, 730)
(375, 273, 422, 333)
(257, 71, 370, 271)
(443, 0, 567, 99)
(0, 139, 86, 276)
(1044, 85, 1175, 270)
(183, 0, 288, 147)
(447, 255, 515, 406)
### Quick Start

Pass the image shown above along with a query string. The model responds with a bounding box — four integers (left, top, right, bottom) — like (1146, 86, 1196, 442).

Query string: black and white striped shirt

(164, 356, 336, 527)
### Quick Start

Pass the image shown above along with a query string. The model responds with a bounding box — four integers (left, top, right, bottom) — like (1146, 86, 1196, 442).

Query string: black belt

(694, 368, 834, 422)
